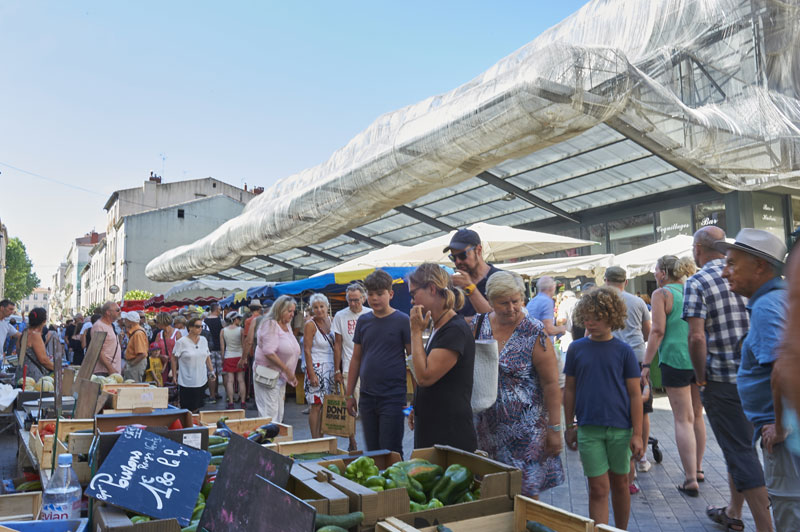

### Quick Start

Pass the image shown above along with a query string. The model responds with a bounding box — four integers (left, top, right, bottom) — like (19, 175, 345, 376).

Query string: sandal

(697, 469, 705, 482)
(677, 480, 699, 497)
(706, 506, 744, 531)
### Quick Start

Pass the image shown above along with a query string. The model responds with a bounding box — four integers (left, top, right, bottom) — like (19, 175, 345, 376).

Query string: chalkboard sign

(199, 434, 294, 531)
(86, 426, 211, 526)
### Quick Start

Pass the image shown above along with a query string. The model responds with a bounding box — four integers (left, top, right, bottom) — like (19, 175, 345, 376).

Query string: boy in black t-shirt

(346, 270, 411, 454)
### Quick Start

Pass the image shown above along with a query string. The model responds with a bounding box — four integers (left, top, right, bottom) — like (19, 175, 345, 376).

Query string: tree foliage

(4, 237, 40, 302)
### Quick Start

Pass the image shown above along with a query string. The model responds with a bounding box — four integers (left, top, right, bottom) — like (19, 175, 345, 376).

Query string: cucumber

(209, 456, 224, 466)
(314, 511, 364, 530)
(208, 442, 229, 456)
(317, 527, 348, 532)
(526, 521, 557, 532)
(208, 435, 228, 445)
(436, 526, 454, 532)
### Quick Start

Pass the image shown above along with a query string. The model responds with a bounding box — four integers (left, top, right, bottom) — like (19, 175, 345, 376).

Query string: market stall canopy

(497, 254, 614, 284)
(163, 279, 267, 300)
(388, 222, 597, 265)
(313, 245, 419, 276)
(146, 0, 800, 283)
(614, 235, 696, 278)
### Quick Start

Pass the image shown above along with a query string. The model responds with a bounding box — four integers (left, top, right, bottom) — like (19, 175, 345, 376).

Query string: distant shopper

(475, 271, 563, 496)
(346, 270, 411, 454)
(154, 312, 181, 385)
(121, 311, 148, 382)
(527, 276, 567, 389)
(0, 300, 21, 358)
(641, 255, 704, 497)
(254, 295, 300, 423)
(92, 302, 121, 376)
(221, 311, 246, 409)
(304, 293, 335, 439)
(332, 283, 371, 451)
(564, 287, 643, 529)
(444, 229, 502, 319)
(604, 266, 653, 480)
(171, 317, 215, 413)
(203, 303, 224, 402)
(17, 308, 53, 381)
(68, 314, 84, 365)
(408, 263, 477, 451)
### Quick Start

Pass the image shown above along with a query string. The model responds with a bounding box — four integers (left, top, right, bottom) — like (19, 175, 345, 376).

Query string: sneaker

(637, 459, 652, 473)
(226, 402, 234, 409)
(629, 483, 640, 494)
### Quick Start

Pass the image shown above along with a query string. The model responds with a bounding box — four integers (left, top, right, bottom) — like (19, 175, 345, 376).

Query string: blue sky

(0, 0, 587, 285)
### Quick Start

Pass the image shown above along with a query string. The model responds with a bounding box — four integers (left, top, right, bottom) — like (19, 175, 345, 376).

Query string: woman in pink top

(254, 295, 301, 423)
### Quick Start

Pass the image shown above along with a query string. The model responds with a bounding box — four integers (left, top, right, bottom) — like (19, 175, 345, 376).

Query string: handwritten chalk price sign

(86, 426, 211, 525)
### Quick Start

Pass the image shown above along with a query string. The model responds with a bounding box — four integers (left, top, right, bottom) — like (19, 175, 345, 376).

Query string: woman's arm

(641, 288, 668, 380)
(532, 336, 562, 456)
(303, 321, 318, 385)
(219, 329, 226, 357)
(30, 333, 54, 370)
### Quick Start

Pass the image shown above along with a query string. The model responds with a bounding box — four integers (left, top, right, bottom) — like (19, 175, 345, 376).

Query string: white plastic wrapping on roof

(147, 0, 800, 282)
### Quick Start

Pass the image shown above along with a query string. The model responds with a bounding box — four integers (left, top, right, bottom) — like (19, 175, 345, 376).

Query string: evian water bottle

(40, 454, 82, 520)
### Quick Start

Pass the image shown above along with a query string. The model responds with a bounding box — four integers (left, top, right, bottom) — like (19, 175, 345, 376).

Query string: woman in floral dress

(475, 271, 564, 497)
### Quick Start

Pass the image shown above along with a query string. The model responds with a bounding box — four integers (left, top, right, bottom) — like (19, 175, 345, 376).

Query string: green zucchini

(208, 435, 228, 445)
(314, 511, 364, 530)
(317, 527, 348, 532)
(208, 441, 229, 456)
(209, 456, 224, 466)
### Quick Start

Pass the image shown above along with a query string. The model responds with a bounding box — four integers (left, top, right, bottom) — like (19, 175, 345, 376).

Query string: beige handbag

(254, 365, 280, 388)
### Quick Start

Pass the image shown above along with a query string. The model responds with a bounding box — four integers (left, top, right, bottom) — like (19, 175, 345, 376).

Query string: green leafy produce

(344, 456, 379, 484)
(430, 464, 473, 505)
(409, 498, 444, 512)
(314, 511, 364, 530)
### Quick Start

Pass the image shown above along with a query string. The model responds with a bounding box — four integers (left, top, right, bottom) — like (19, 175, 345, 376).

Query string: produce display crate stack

(29, 419, 95, 484)
(209, 416, 293, 443)
(100, 382, 168, 412)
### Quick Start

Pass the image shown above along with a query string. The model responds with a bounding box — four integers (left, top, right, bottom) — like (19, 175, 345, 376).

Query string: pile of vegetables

(326, 456, 480, 513)
(207, 418, 282, 467)
(126, 478, 212, 531)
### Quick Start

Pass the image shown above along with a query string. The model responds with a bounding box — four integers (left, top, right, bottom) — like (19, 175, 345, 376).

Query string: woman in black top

(408, 263, 477, 451)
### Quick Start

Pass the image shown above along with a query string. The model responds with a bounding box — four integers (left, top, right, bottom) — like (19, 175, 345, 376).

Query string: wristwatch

(464, 284, 477, 296)
(642, 363, 651, 368)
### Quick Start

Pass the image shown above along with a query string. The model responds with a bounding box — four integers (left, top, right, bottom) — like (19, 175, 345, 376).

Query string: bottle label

(40, 500, 80, 520)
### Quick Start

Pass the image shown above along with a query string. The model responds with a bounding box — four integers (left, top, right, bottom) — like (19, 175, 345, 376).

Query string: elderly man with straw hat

(716, 228, 799, 530)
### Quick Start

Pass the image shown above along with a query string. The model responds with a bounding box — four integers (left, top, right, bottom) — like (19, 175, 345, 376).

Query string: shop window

(693, 199, 726, 232)
(752, 192, 785, 240)
(793, 196, 800, 233)
(655, 206, 692, 241)
(582, 223, 607, 255)
(609, 213, 655, 255)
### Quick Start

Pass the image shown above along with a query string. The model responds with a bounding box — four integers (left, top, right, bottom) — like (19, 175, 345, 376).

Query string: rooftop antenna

(159, 153, 167, 178)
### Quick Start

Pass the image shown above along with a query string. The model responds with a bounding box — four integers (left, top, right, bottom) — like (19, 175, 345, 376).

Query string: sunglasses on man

(448, 246, 476, 262)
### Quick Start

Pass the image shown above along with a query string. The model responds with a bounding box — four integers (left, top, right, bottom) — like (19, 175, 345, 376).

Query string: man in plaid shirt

(683, 226, 772, 532)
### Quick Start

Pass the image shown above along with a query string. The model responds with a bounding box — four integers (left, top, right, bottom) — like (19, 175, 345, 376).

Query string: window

(655, 206, 692, 241)
(33, 293, 38, 300)
(609, 213, 655, 254)
(177, 209, 185, 219)
(693, 199, 726, 232)
(752, 192, 785, 240)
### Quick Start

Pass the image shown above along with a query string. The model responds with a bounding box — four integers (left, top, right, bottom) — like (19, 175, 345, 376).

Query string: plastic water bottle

(40, 454, 82, 520)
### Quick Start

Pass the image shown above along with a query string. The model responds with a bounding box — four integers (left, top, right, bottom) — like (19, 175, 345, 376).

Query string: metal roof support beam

(232, 265, 267, 279)
(393, 205, 456, 232)
(476, 171, 581, 224)
(344, 230, 385, 249)
(208, 272, 235, 281)
(297, 246, 342, 264)
(253, 255, 317, 277)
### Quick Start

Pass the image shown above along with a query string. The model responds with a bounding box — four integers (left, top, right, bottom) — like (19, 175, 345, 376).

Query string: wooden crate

(36, 419, 94, 443)
(29, 426, 69, 470)
(377, 512, 513, 532)
(275, 436, 343, 458)
(513, 495, 594, 532)
(111, 386, 168, 410)
(100, 382, 149, 392)
(198, 409, 246, 424)
(211, 417, 293, 443)
(0, 491, 42, 521)
(66, 432, 94, 455)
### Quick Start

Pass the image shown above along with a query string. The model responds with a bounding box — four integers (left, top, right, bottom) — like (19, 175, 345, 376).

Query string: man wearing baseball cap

(122, 311, 149, 382)
(717, 228, 798, 529)
(443, 229, 503, 318)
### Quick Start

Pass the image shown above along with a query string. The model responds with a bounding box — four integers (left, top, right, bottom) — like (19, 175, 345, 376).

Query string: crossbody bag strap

(473, 313, 487, 340)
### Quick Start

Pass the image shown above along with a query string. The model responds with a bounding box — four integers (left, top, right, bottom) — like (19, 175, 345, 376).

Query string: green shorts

(577, 425, 633, 477)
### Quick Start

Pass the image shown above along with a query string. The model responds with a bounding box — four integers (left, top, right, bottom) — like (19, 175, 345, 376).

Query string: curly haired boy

(564, 286, 643, 529)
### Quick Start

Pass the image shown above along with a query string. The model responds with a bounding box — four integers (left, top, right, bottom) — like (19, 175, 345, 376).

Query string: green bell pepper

(430, 464, 473, 505)
(327, 463, 342, 475)
(405, 463, 443, 494)
(364, 475, 386, 492)
(383, 465, 426, 503)
(409, 498, 444, 512)
(344, 456, 379, 484)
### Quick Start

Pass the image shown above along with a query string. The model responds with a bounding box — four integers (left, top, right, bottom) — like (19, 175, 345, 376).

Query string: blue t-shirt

(565, 337, 640, 429)
(352, 310, 410, 397)
(526, 292, 555, 324)
(738, 277, 787, 437)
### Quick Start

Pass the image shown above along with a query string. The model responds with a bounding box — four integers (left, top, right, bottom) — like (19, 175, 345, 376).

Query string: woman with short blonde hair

(304, 293, 335, 438)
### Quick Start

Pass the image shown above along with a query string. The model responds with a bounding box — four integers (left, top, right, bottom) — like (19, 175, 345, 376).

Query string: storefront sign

(86, 426, 210, 526)
(753, 192, 785, 239)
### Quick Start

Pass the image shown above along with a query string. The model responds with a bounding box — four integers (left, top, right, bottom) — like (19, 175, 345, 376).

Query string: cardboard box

(286, 468, 349, 516)
(378, 512, 513, 532)
(317, 450, 402, 474)
(209, 417, 293, 443)
(0, 491, 42, 521)
(198, 409, 246, 424)
(101, 383, 150, 393)
(512, 496, 593, 532)
(94, 410, 194, 434)
(300, 461, 380, 527)
(109, 386, 168, 410)
(93, 503, 181, 532)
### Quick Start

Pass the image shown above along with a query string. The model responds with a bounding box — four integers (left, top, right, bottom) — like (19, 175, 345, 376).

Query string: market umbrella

(614, 235, 696, 279)
(497, 254, 615, 285)
(312, 245, 420, 276)
(390, 222, 598, 264)
(162, 279, 267, 300)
